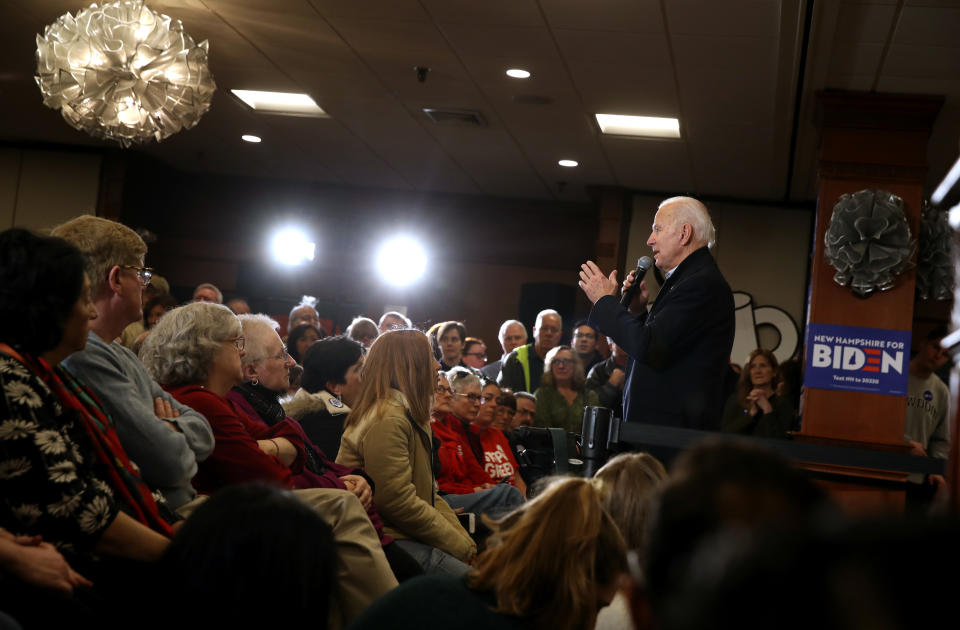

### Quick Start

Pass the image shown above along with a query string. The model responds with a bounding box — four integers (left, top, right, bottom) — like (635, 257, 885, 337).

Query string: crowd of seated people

(2, 217, 954, 630)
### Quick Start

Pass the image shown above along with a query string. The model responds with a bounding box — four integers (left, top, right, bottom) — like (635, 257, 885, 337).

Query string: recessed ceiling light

(241, 134, 261, 143)
(558, 159, 578, 167)
(595, 113, 680, 138)
(231, 89, 327, 118)
(506, 68, 531, 79)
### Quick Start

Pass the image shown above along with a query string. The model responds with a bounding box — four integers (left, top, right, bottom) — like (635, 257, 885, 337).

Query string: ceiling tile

(420, 0, 543, 26)
(883, 43, 960, 79)
(827, 42, 885, 77)
(540, 0, 664, 33)
(894, 6, 960, 46)
(601, 137, 692, 193)
(666, 0, 781, 36)
(307, 0, 428, 20)
(438, 24, 556, 59)
(835, 2, 898, 42)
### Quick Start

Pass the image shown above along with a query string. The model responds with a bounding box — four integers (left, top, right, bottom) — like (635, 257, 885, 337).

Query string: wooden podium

(797, 91, 943, 512)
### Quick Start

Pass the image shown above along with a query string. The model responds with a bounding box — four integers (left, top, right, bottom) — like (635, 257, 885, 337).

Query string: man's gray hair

(535, 309, 561, 329)
(498, 319, 526, 344)
(238, 313, 280, 366)
(660, 196, 716, 249)
(141, 302, 240, 387)
(379, 310, 412, 330)
(446, 366, 481, 394)
(193, 282, 223, 303)
(289, 295, 318, 321)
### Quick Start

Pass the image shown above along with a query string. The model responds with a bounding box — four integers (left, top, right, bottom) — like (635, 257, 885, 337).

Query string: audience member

(471, 380, 526, 495)
(288, 322, 324, 365)
(432, 369, 524, 518)
(337, 330, 477, 575)
(285, 335, 364, 460)
(586, 336, 628, 420)
(348, 477, 626, 630)
(514, 391, 537, 427)
(53, 216, 214, 514)
(572, 320, 603, 374)
(593, 452, 668, 630)
(141, 302, 398, 621)
(904, 326, 950, 506)
(462, 337, 487, 370)
(492, 391, 517, 431)
(159, 484, 337, 628)
(499, 310, 562, 392)
(0, 229, 172, 580)
(721, 349, 793, 439)
(347, 316, 379, 348)
(438, 321, 467, 371)
(289, 296, 321, 331)
(378, 311, 411, 333)
(130, 293, 179, 355)
(225, 297, 251, 315)
(480, 319, 527, 381)
(192, 282, 222, 303)
(117, 273, 168, 349)
(534, 345, 599, 434)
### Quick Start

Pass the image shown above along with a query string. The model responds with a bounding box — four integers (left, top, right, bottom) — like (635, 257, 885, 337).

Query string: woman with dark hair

(159, 484, 338, 627)
(285, 335, 364, 459)
(0, 229, 173, 578)
(349, 477, 627, 630)
(462, 337, 487, 370)
(337, 330, 477, 575)
(287, 322, 325, 365)
(721, 349, 794, 439)
(438, 321, 467, 371)
(130, 293, 179, 354)
(534, 345, 599, 434)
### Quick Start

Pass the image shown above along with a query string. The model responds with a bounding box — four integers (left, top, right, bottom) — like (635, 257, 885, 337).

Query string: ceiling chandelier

(35, 0, 216, 147)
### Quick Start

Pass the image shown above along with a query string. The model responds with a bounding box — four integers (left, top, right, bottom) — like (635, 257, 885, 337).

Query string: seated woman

(349, 477, 627, 630)
(140, 302, 398, 621)
(227, 315, 421, 581)
(721, 349, 794, 439)
(470, 379, 526, 497)
(284, 335, 364, 459)
(0, 229, 172, 580)
(534, 345, 600, 434)
(337, 330, 477, 575)
(287, 322, 325, 366)
(346, 316, 379, 349)
(432, 370, 524, 516)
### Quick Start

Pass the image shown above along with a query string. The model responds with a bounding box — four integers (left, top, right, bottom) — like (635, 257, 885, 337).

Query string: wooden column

(798, 91, 942, 511)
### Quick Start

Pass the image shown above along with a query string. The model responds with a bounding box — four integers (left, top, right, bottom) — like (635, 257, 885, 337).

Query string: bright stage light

(270, 227, 315, 266)
(376, 236, 427, 287)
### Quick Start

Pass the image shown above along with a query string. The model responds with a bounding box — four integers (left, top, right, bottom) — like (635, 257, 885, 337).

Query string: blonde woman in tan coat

(338, 329, 476, 575)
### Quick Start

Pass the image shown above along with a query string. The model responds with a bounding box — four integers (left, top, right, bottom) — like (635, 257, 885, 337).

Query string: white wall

(0, 148, 102, 232)
(629, 194, 813, 365)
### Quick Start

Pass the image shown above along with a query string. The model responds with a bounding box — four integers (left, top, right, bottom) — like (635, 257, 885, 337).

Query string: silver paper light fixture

(34, 0, 216, 147)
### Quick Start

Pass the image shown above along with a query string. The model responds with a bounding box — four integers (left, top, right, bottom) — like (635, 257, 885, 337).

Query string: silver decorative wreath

(917, 201, 954, 301)
(34, 0, 216, 147)
(824, 189, 915, 298)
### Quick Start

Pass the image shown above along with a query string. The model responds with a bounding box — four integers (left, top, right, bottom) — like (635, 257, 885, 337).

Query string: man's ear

(107, 266, 123, 295)
(327, 381, 343, 396)
(679, 223, 693, 246)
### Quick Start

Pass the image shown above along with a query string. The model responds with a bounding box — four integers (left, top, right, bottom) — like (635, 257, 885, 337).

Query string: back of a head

(159, 484, 337, 626)
(51, 215, 146, 298)
(0, 228, 86, 355)
(140, 302, 239, 387)
(302, 335, 364, 393)
(643, 439, 834, 620)
(593, 452, 668, 550)
(471, 477, 626, 630)
(347, 329, 434, 428)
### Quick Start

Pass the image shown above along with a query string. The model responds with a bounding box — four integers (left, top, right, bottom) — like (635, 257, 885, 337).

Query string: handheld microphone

(619, 256, 653, 307)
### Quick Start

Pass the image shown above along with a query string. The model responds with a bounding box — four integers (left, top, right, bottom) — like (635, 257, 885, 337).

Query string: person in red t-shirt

(470, 380, 526, 497)
(435, 369, 524, 515)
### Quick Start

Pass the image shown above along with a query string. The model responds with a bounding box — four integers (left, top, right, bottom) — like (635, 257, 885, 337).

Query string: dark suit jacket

(589, 246, 735, 430)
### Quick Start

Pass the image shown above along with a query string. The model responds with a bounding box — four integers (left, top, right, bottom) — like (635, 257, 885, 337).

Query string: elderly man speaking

(579, 196, 734, 430)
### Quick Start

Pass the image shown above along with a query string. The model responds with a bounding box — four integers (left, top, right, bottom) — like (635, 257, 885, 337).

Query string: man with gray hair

(498, 311, 562, 393)
(193, 282, 222, 303)
(579, 196, 734, 429)
(481, 319, 527, 381)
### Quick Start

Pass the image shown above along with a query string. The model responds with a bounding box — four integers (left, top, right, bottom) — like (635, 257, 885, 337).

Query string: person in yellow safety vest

(497, 310, 563, 393)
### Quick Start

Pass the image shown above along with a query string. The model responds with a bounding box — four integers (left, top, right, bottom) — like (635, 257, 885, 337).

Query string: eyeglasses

(552, 358, 574, 366)
(121, 264, 154, 285)
(436, 385, 453, 396)
(454, 392, 482, 403)
(225, 336, 245, 351)
(268, 345, 288, 361)
(464, 352, 487, 360)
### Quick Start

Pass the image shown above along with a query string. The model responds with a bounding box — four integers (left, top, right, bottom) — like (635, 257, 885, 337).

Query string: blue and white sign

(804, 323, 911, 396)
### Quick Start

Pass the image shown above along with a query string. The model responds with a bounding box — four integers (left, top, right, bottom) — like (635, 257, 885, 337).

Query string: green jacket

(533, 385, 600, 434)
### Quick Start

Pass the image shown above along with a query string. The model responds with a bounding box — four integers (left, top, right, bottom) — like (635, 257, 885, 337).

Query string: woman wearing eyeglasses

(534, 345, 599, 435)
